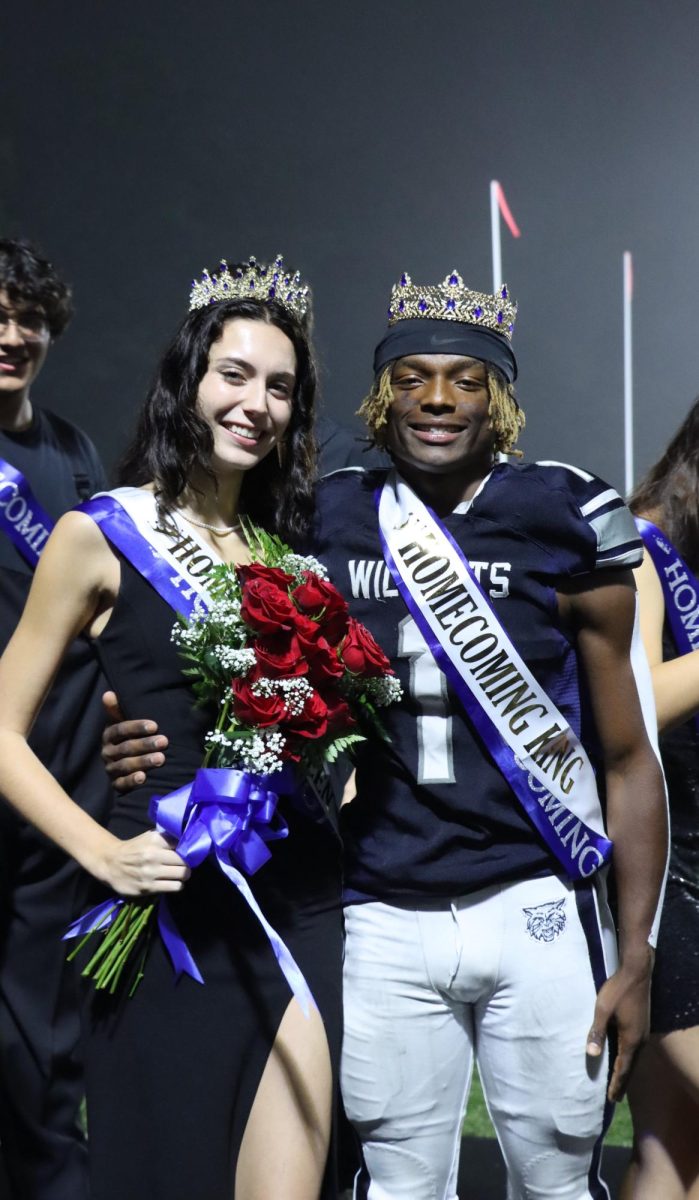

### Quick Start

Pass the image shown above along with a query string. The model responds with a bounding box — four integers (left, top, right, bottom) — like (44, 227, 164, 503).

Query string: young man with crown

(104, 267, 668, 1199)
(321, 269, 668, 1199)
(0, 239, 109, 1200)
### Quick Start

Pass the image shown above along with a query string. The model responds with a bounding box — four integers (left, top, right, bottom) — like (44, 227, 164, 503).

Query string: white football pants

(342, 874, 618, 1200)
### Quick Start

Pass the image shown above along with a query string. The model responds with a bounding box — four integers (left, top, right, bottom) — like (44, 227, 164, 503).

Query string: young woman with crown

(0, 257, 345, 1200)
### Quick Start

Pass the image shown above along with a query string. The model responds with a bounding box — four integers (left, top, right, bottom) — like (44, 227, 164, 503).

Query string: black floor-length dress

(650, 629, 699, 1034)
(80, 559, 344, 1199)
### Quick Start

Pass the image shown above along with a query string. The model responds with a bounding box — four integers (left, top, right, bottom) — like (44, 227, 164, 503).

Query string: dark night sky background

(2, 0, 699, 492)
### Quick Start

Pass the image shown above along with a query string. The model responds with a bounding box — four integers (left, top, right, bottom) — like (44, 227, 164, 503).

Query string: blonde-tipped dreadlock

(486, 369, 525, 457)
(357, 365, 525, 457)
(357, 367, 394, 446)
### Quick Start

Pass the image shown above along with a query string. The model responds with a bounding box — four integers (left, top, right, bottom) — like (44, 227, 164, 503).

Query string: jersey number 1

(397, 616, 455, 785)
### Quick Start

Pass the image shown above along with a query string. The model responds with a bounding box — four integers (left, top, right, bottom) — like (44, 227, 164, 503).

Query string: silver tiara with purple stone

(387, 269, 517, 341)
(189, 254, 310, 321)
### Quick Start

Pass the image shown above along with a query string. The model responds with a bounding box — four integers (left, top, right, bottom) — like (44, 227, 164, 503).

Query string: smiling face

(385, 353, 495, 485)
(0, 288, 51, 401)
(196, 317, 297, 475)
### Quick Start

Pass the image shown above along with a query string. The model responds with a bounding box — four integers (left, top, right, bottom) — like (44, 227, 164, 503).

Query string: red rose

(240, 577, 297, 635)
(291, 572, 349, 644)
(324, 690, 356, 735)
(231, 677, 286, 727)
(293, 612, 322, 642)
(284, 689, 328, 740)
(340, 618, 392, 677)
(237, 563, 294, 590)
(309, 642, 345, 685)
(254, 631, 308, 678)
(294, 613, 344, 683)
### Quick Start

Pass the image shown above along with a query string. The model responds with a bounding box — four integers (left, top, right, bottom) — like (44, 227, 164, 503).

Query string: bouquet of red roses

(67, 525, 401, 996)
(175, 525, 402, 774)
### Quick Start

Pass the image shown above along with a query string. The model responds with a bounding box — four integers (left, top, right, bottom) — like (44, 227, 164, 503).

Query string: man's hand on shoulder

(101, 691, 168, 792)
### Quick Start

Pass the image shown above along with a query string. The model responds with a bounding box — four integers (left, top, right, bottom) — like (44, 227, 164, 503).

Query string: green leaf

(324, 732, 366, 763)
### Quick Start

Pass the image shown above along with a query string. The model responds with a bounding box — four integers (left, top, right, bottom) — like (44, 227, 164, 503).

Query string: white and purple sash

(0, 456, 54, 567)
(376, 472, 612, 880)
(636, 516, 699, 734)
(79, 487, 217, 618)
(69, 488, 315, 1014)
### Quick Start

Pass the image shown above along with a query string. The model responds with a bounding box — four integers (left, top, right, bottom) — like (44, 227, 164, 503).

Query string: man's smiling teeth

(412, 425, 463, 432)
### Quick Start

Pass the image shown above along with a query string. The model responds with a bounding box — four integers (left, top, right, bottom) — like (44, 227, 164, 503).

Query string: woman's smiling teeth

(222, 421, 261, 442)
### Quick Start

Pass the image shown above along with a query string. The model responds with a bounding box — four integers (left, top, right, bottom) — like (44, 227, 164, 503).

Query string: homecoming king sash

(636, 516, 699, 735)
(0, 456, 54, 567)
(67, 488, 315, 1014)
(377, 472, 613, 880)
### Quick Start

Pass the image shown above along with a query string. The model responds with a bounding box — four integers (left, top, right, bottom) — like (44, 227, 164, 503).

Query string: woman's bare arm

(0, 511, 189, 895)
(634, 551, 699, 730)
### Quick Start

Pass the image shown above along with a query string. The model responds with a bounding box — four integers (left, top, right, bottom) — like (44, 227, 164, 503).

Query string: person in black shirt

(315, 412, 389, 475)
(621, 404, 699, 1199)
(0, 240, 109, 1200)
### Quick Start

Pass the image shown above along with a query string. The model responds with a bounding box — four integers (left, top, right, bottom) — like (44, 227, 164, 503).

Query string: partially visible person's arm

(341, 769, 356, 807)
(634, 551, 699, 730)
(101, 692, 168, 791)
(0, 513, 188, 895)
(564, 569, 668, 1101)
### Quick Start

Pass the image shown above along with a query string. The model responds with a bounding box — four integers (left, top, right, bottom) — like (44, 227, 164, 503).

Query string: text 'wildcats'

(349, 557, 511, 601)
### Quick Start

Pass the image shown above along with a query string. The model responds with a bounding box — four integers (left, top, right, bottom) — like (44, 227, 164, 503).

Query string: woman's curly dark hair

(630, 396, 699, 574)
(0, 238, 73, 338)
(117, 296, 318, 544)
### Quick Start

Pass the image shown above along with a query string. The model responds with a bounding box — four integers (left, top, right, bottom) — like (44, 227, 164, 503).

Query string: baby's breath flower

(252, 676, 314, 716)
(204, 729, 229, 748)
(238, 730, 286, 775)
(364, 675, 404, 706)
(214, 646, 256, 674)
(279, 553, 328, 581)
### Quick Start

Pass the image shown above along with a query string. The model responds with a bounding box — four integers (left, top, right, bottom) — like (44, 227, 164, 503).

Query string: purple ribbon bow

(151, 766, 291, 877)
(66, 766, 315, 1016)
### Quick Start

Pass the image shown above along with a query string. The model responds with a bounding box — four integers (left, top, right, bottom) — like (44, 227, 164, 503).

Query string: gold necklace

(178, 512, 241, 536)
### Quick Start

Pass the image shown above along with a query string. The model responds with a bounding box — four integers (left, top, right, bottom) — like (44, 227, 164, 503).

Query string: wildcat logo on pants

(523, 899, 567, 942)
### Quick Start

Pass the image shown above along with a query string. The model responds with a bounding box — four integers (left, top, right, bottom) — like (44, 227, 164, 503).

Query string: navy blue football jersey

(309, 460, 643, 901)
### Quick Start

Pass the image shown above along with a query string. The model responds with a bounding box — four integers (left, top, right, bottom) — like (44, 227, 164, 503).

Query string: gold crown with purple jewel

(189, 254, 310, 321)
(387, 269, 517, 341)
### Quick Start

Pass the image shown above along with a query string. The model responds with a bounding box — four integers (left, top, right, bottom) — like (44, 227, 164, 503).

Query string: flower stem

(96, 904, 155, 992)
(129, 921, 154, 997)
(203, 695, 232, 766)
(78, 902, 155, 994)
(81, 902, 133, 977)
(66, 902, 121, 963)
